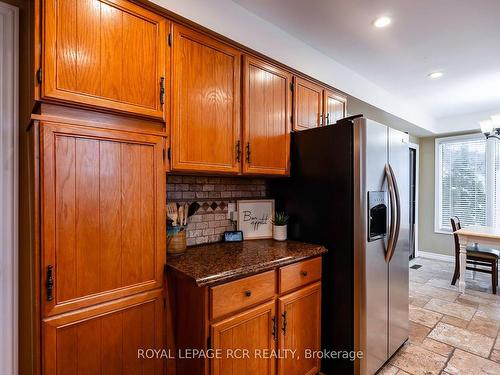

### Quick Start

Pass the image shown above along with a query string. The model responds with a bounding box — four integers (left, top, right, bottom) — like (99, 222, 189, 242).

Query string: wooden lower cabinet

(278, 282, 322, 375)
(43, 289, 165, 375)
(211, 301, 276, 375)
(168, 257, 323, 375)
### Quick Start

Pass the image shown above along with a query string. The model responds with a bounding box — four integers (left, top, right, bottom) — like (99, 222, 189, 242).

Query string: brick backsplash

(167, 175, 268, 246)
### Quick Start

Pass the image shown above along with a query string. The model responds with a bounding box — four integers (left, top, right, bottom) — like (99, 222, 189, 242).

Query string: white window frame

(434, 133, 486, 234)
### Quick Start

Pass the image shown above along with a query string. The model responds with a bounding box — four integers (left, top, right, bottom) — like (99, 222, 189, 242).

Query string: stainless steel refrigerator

(271, 115, 409, 375)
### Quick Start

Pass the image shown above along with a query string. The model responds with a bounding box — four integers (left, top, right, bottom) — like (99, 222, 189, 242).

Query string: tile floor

(380, 257, 500, 375)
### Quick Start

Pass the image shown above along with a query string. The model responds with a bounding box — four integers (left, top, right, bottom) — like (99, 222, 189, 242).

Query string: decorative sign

(237, 199, 275, 240)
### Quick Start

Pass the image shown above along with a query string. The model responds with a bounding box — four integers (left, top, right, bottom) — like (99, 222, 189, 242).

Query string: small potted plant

(272, 212, 289, 241)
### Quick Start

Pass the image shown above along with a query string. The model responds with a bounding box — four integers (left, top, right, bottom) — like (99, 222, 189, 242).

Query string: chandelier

(480, 114, 500, 140)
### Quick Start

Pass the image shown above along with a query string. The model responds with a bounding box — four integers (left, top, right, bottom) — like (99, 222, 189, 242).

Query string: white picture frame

(237, 199, 275, 240)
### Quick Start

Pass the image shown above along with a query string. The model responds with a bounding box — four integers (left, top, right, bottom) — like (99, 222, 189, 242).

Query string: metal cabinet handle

(46, 265, 54, 301)
(159, 77, 165, 105)
(244, 290, 252, 297)
(272, 316, 278, 341)
(246, 142, 251, 163)
(236, 140, 241, 162)
(319, 113, 323, 126)
(281, 311, 287, 335)
(301, 271, 308, 277)
(325, 113, 330, 125)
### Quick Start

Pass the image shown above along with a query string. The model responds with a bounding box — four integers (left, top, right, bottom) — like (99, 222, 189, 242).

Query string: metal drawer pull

(244, 290, 252, 297)
(301, 271, 308, 277)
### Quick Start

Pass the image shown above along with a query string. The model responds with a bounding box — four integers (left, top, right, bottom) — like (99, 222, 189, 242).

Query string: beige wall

(417, 137, 454, 256)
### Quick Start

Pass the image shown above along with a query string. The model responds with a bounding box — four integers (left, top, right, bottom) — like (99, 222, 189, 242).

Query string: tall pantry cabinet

(21, 0, 168, 374)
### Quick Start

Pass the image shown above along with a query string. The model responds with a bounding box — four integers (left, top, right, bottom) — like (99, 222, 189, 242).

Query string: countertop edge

(166, 245, 327, 287)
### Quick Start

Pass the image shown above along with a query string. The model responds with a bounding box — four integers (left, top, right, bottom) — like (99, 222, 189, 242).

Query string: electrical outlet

(227, 203, 236, 221)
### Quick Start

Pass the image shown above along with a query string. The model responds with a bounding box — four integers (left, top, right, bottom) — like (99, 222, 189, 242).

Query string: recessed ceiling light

(428, 71, 444, 79)
(373, 16, 391, 28)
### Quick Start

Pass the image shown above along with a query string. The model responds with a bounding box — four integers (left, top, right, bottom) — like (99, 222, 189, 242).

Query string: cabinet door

(242, 57, 291, 176)
(43, 289, 164, 375)
(42, 0, 167, 119)
(293, 77, 323, 131)
(324, 89, 347, 125)
(40, 122, 165, 317)
(278, 282, 321, 375)
(211, 301, 276, 375)
(171, 24, 241, 173)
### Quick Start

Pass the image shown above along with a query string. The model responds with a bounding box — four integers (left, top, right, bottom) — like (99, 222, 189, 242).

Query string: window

(435, 134, 500, 232)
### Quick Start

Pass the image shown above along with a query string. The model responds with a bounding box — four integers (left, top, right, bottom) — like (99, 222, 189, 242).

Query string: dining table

(454, 225, 500, 293)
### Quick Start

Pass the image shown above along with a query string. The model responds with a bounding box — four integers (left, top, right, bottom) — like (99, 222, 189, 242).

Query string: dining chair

(450, 217, 499, 294)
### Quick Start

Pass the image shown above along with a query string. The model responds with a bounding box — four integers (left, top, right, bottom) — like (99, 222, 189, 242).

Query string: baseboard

(417, 251, 454, 263)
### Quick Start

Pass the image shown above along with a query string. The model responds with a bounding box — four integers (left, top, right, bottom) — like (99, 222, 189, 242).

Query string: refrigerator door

(388, 128, 410, 357)
(354, 118, 388, 375)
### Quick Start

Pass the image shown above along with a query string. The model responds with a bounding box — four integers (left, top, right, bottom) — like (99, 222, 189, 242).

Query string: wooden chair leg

(451, 261, 460, 286)
(492, 261, 498, 295)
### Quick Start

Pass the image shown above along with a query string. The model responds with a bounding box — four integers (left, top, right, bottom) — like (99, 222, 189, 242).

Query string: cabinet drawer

(279, 257, 322, 294)
(210, 271, 276, 320)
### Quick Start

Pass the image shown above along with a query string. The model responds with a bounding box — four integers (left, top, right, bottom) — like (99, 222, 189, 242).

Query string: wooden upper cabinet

(242, 57, 291, 176)
(171, 24, 241, 173)
(43, 290, 164, 375)
(293, 77, 323, 131)
(211, 301, 276, 375)
(40, 121, 166, 317)
(324, 89, 347, 125)
(278, 282, 321, 375)
(42, 0, 167, 119)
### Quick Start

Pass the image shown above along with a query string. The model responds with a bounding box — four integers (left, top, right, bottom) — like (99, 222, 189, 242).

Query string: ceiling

(233, 0, 500, 134)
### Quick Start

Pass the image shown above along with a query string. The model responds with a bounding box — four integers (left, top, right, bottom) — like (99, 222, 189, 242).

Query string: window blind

(494, 141, 500, 227)
(438, 137, 487, 231)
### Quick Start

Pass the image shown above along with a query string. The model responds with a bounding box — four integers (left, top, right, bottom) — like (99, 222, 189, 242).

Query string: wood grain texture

(210, 270, 276, 320)
(171, 24, 241, 173)
(40, 121, 166, 317)
(43, 289, 164, 375)
(293, 76, 323, 131)
(278, 282, 321, 375)
(242, 56, 291, 176)
(42, 0, 167, 119)
(279, 256, 322, 294)
(211, 301, 276, 375)
(324, 89, 347, 125)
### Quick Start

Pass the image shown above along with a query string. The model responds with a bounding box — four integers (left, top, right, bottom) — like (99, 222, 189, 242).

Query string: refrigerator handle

(385, 164, 401, 263)
(384, 164, 397, 263)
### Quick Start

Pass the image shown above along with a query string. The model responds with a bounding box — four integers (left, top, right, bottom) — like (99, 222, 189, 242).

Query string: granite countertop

(166, 239, 327, 287)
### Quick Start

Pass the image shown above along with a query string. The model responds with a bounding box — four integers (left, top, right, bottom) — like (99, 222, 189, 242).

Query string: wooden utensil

(178, 204, 184, 227)
(183, 203, 189, 225)
(167, 203, 178, 226)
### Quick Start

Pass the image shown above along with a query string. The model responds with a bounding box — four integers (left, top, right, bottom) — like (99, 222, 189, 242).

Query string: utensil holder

(167, 226, 187, 255)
